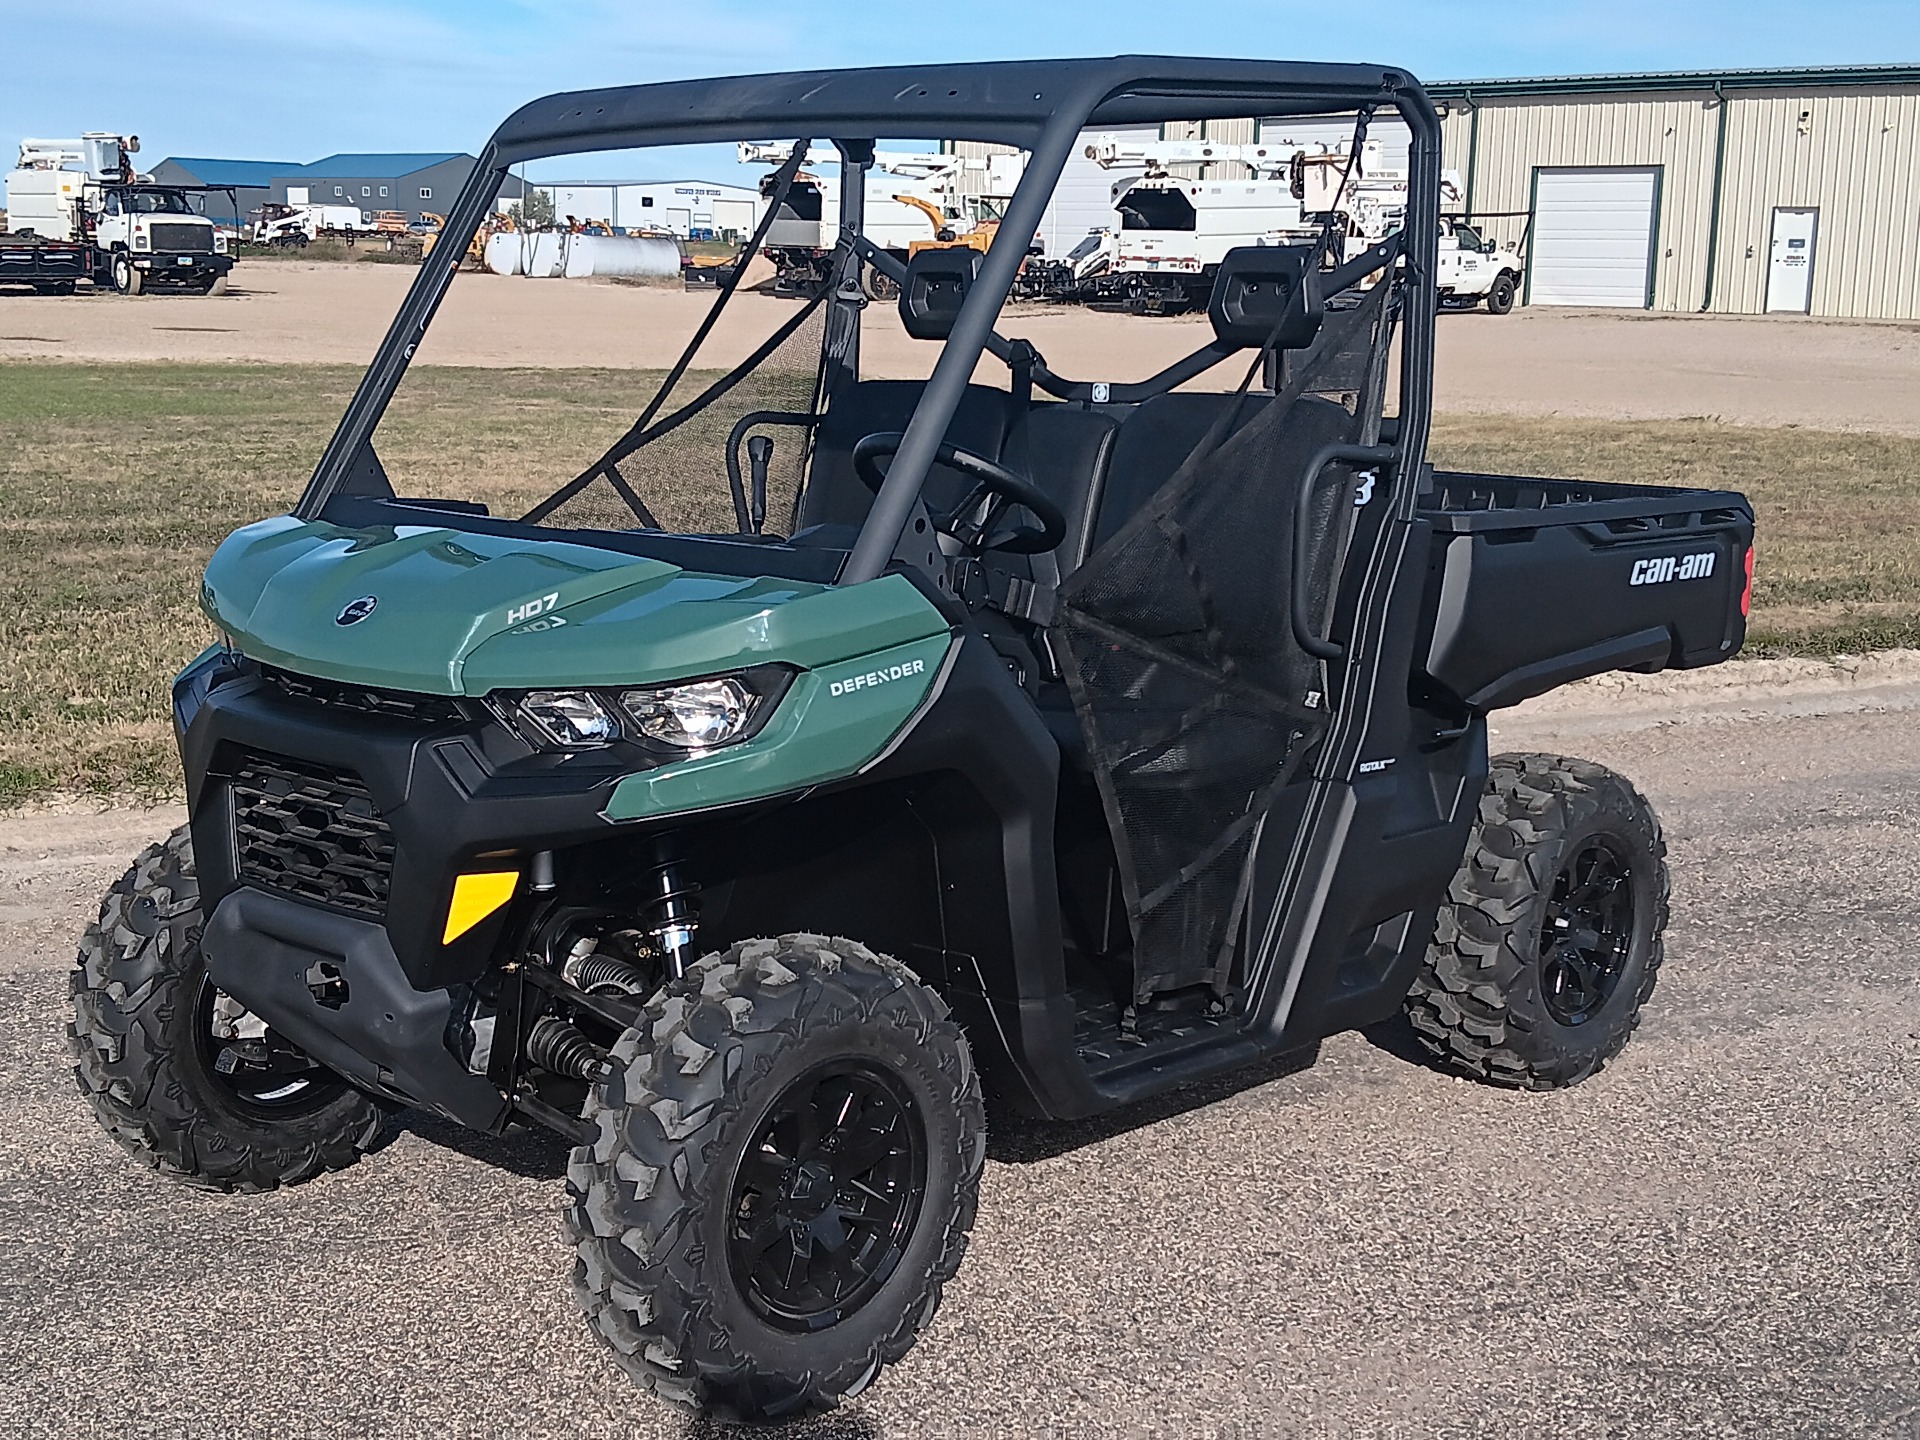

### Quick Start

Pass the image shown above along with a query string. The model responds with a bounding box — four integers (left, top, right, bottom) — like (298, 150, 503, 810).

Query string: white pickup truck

(1436, 217, 1522, 314)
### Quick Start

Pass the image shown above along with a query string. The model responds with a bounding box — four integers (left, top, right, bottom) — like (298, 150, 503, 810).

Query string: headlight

(132, 231, 149, 251)
(620, 677, 758, 750)
(517, 690, 618, 748)
(504, 671, 786, 754)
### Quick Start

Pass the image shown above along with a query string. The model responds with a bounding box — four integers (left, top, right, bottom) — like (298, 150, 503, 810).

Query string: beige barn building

(958, 65, 1920, 320)
(1427, 66, 1920, 319)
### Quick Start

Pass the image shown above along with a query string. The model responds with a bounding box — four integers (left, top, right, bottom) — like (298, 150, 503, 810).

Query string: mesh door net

(1051, 281, 1396, 1004)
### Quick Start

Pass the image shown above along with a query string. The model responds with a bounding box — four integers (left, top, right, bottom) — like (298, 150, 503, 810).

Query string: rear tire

(863, 264, 899, 302)
(1406, 754, 1668, 1089)
(567, 934, 984, 1422)
(1485, 271, 1517, 315)
(68, 826, 385, 1191)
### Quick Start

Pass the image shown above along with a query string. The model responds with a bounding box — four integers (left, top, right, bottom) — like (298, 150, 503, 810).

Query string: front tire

(68, 826, 385, 1191)
(1485, 271, 1517, 315)
(111, 254, 142, 296)
(204, 274, 230, 296)
(567, 935, 985, 1422)
(1406, 754, 1669, 1089)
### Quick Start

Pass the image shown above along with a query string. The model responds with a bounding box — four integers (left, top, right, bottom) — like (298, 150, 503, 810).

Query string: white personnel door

(1766, 207, 1818, 313)
(1528, 167, 1658, 308)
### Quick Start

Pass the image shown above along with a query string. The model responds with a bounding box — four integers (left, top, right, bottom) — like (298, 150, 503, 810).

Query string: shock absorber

(644, 837, 700, 980)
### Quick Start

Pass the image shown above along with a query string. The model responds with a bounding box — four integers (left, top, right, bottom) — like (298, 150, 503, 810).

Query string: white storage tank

(484, 230, 681, 278)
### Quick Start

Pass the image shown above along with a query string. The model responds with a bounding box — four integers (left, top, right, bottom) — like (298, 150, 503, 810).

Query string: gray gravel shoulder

(3, 659, 1916, 1438)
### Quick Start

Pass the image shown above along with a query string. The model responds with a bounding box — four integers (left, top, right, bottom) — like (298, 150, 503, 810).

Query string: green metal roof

(1429, 64, 1920, 98)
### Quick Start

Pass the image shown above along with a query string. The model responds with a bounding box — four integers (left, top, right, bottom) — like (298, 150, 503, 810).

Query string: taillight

(1741, 547, 1754, 618)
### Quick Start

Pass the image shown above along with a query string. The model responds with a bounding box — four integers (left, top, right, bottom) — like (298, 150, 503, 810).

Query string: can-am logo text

(829, 658, 926, 697)
(1630, 552, 1716, 587)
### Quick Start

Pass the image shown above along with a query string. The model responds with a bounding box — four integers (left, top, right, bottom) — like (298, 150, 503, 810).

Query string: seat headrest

(899, 246, 982, 341)
(1208, 245, 1323, 351)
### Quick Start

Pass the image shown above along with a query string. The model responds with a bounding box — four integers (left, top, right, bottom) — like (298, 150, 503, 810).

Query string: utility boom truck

(1034, 134, 1312, 312)
(70, 57, 1754, 1424)
(1, 133, 233, 294)
(1030, 136, 1519, 315)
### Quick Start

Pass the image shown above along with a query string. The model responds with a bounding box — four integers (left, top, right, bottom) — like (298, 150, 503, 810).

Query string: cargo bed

(1415, 470, 1755, 711)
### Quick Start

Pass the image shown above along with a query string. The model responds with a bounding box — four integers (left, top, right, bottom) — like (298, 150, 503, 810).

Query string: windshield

(124, 189, 195, 214)
(319, 87, 1433, 577)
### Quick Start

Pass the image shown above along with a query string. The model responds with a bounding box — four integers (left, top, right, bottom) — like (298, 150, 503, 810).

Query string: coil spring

(526, 1016, 606, 1081)
(644, 849, 701, 978)
(644, 853, 701, 936)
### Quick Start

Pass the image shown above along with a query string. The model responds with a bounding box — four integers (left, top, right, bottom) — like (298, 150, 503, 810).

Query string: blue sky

(3, 0, 1915, 169)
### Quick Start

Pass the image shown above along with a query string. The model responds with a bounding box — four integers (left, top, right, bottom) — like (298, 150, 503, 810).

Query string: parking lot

(4, 664, 1916, 1438)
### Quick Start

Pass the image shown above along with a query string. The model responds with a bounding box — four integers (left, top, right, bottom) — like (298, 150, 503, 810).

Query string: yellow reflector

(443, 871, 519, 944)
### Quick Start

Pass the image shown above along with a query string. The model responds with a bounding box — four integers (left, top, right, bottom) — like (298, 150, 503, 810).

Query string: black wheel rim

(192, 978, 346, 1118)
(1538, 838, 1637, 1026)
(726, 1060, 927, 1332)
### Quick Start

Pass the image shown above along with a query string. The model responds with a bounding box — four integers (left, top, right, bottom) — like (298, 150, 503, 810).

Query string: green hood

(203, 516, 947, 695)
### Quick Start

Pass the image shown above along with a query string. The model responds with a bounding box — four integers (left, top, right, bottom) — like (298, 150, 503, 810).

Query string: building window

(361, 186, 371, 197)
(333, 185, 344, 197)
(641, 196, 654, 207)
(378, 186, 388, 198)
(419, 187, 432, 200)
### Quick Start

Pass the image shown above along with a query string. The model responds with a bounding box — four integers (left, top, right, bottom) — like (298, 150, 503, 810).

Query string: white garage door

(1528, 168, 1658, 308)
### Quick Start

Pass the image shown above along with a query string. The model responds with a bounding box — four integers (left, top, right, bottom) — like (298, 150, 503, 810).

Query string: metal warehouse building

(1428, 65, 1920, 319)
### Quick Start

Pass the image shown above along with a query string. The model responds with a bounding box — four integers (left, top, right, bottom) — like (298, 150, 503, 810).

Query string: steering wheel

(853, 432, 1067, 556)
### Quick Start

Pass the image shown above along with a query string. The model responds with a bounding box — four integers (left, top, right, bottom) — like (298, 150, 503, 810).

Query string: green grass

(0, 361, 1914, 802)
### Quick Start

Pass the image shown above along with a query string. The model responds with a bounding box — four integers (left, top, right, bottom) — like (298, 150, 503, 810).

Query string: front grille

(149, 222, 212, 252)
(255, 664, 467, 726)
(231, 751, 394, 916)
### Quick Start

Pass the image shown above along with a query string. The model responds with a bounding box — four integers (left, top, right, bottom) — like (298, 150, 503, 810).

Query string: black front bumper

(181, 662, 655, 992)
(201, 887, 508, 1129)
(181, 661, 672, 1125)
(131, 251, 234, 281)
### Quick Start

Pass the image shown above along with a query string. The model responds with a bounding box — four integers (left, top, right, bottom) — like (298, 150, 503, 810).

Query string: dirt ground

(5, 261, 1920, 433)
(6, 661, 1918, 1437)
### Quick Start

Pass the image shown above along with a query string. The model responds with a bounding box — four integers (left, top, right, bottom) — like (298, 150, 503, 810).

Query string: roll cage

(295, 55, 1443, 580)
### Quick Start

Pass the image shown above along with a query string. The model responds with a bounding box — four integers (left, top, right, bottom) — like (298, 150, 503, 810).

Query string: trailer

(2, 133, 234, 294)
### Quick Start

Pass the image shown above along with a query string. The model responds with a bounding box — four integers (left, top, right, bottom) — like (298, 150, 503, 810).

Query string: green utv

(70, 58, 1753, 1421)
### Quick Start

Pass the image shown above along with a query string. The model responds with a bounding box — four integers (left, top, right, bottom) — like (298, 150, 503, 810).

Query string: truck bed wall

(1417, 471, 1754, 711)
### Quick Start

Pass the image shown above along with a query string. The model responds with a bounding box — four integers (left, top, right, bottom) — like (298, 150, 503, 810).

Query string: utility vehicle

(71, 57, 1754, 1423)
(3, 134, 234, 294)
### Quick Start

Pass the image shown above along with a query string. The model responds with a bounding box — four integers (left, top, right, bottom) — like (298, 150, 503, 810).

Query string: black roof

(491, 55, 1427, 163)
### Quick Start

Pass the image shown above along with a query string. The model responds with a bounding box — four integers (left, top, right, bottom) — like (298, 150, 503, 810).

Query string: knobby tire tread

(67, 826, 384, 1192)
(1406, 753, 1670, 1090)
(566, 934, 985, 1424)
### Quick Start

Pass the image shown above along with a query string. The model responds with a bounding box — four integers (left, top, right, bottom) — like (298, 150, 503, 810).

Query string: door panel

(1528, 167, 1658, 308)
(1766, 207, 1818, 314)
